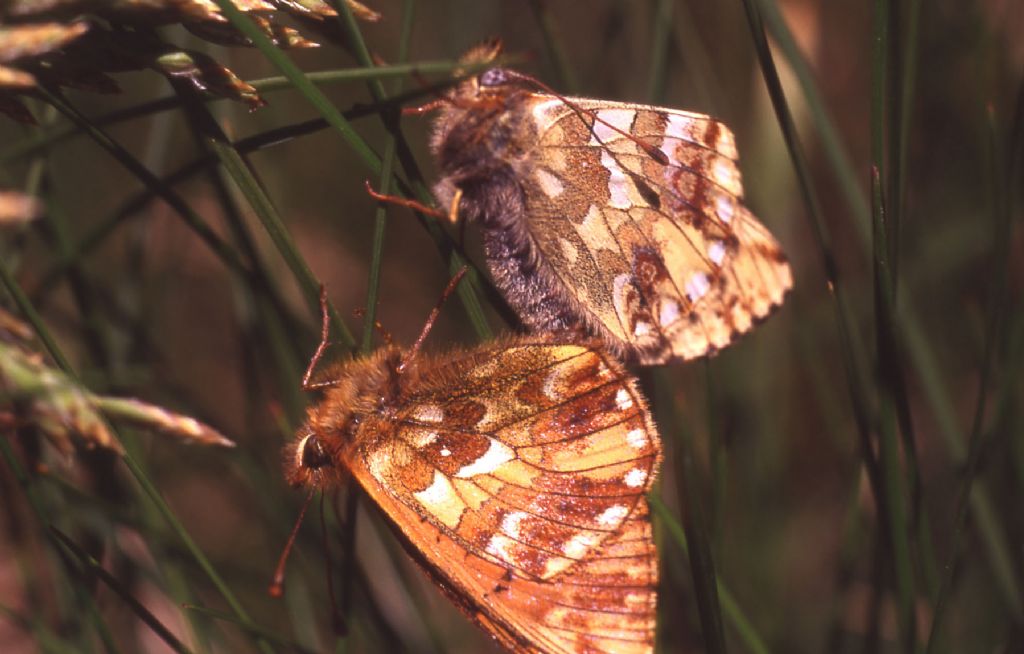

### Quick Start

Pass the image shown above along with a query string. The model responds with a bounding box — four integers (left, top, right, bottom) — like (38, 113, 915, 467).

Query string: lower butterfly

(283, 273, 662, 654)
(427, 40, 792, 366)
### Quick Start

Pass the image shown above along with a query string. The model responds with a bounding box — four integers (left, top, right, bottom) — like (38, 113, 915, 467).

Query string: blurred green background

(1, 1, 1022, 652)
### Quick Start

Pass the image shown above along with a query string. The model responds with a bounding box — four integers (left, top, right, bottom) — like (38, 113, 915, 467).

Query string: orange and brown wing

(520, 96, 792, 365)
(346, 338, 660, 653)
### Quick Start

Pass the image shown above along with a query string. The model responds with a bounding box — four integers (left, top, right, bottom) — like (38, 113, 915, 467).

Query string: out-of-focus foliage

(0, 309, 234, 457)
(0, 1, 1021, 653)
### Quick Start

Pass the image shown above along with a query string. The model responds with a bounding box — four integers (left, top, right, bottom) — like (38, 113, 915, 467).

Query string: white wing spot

(686, 272, 711, 301)
(665, 113, 693, 140)
(627, 428, 648, 449)
(559, 238, 579, 266)
(659, 114, 694, 163)
(440, 447, 451, 457)
(502, 511, 529, 539)
(367, 448, 391, 484)
(634, 320, 653, 337)
(486, 534, 515, 564)
(412, 430, 439, 447)
(413, 470, 452, 505)
(615, 388, 634, 411)
(716, 128, 738, 159)
(716, 195, 734, 223)
(625, 592, 650, 607)
(614, 272, 634, 311)
(597, 504, 629, 527)
(659, 299, 680, 327)
(713, 160, 735, 188)
(535, 168, 565, 198)
(625, 468, 648, 487)
(600, 150, 632, 209)
(562, 531, 599, 559)
(412, 404, 444, 423)
(627, 564, 650, 579)
(589, 109, 636, 145)
(542, 557, 574, 579)
(412, 470, 464, 528)
(659, 138, 679, 165)
(543, 367, 562, 400)
(580, 203, 616, 252)
(708, 240, 727, 266)
(455, 438, 515, 478)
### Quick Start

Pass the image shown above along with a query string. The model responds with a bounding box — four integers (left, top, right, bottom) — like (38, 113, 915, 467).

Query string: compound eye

(478, 68, 510, 88)
(299, 435, 330, 470)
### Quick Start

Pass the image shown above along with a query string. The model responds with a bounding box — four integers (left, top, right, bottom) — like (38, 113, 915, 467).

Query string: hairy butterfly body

(288, 334, 662, 654)
(431, 42, 792, 365)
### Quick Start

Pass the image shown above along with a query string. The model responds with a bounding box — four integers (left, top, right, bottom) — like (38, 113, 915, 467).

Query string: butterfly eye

(299, 435, 330, 470)
(478, 68, 510, 88)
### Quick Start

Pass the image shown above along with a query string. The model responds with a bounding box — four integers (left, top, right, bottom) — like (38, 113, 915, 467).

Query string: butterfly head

(288, 430, 330, 485)
(286, 347, 403, 489)
(446, 38, 535, 107)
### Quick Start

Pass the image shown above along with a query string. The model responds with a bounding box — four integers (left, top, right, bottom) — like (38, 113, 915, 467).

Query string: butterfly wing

(518, 96, 792, 365)
(345, 338, 660, 653)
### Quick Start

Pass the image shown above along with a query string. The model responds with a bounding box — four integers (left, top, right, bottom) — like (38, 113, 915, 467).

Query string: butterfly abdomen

(453, 168, 576, 334)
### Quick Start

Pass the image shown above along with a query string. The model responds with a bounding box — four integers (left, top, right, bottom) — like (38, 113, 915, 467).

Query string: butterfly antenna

(302, 285, 335, 391)
(398, 266, 469, 374)
(503, 70, 670, 166)
(269, 487, 316, 598)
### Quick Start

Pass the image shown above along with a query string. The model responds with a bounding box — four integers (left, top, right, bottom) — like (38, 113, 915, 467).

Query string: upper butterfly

(430, 40, 793, 365)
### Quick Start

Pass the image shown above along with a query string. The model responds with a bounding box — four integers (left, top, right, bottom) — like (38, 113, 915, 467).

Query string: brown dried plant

(0, 308, 234, 461)
(0, 0, 380, 122)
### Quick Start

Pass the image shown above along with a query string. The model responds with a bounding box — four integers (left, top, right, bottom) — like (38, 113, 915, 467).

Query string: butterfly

(284, 284, 661, 654)
(429, 40, 792, 366)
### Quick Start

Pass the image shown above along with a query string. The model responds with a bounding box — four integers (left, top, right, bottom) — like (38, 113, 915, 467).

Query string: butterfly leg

(364, 180, 448, 220)
(402, 97, 447, 115)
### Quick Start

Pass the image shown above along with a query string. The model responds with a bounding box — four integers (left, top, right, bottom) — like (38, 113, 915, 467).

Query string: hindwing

(516, 97, 792, 364)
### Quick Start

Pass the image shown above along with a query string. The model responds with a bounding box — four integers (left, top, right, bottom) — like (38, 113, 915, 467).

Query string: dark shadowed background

(1, 1, 1022, 652)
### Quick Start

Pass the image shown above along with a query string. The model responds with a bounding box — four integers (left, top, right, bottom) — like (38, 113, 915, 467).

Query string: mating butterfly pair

(284, 40, 791, 654)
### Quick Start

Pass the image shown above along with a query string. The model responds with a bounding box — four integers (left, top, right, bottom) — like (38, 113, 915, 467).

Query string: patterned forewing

(520, 96, 792, 364)
(348, 460, 658, 653)
(346, 339, 660, 653)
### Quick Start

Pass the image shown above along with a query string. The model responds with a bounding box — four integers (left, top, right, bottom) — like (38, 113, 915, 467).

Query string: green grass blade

(0, 264, 277, 653)
(926, 102, 1021, 652)
(871, 0, 918, 645)
(760, 0, 1023, 617)
(50, 528, 193, 654)
(646, 0, 674, 104)
(739, 0, 883, 525)
(649, 497, 771, 654)
(528, 0, 579, 93)
(757, 0, 870, 235)
(35, 89, 251, 281)
(209, 0, 381, 173)
(653, 370, 727, 653)
(201, 120, 356, 350)
(0, 61, 468, 167)
(182, 605, 319, 654)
